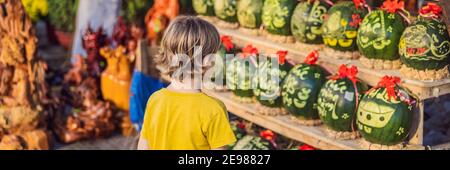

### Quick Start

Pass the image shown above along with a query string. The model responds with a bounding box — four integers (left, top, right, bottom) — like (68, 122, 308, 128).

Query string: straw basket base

(238, 27, 261, 36)
(293, 42, 324, 52)
(324, 128, 360, 140)
(323, 47, 360, 60)
(198, 15, 218, 24)
(359, 139, 405, 150)
(231, 94, 255, 104)
(399, 65, 449, 81)
(255, 102, 287, 116)
(260, 30, 295, 44)
(360, 55, 402, 70)
(289, 116, 322, 126)
(217, 20, 239, 29)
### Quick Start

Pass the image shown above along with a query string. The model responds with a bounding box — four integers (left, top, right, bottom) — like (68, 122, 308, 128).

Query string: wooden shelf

(217, 27, 450, 101)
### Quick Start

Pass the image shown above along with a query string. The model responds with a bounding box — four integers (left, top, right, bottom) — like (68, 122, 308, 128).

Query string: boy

(137, 16, 236, 150)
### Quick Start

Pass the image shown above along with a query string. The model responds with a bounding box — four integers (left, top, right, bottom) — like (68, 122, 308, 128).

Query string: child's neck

(167, 78, 202, 93)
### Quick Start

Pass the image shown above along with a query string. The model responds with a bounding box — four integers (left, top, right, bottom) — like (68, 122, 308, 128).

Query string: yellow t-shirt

(141, 88, 236, 150)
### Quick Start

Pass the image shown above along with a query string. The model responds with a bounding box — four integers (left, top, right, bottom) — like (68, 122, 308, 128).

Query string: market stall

(153, 0, 450, 150)
(1, 0, 450, 150)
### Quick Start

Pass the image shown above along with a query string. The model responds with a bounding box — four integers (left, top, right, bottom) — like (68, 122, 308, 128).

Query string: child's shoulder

(149, 88, 167, 99)
(199, 94, 227, 114)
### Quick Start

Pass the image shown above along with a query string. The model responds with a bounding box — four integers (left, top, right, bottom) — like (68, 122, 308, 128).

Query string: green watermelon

(318, 66, 368, 132)
(262, 0, 297, 35)
(357, 10, 406, 60)
(356, 77, 415, 146)
(399, 17, 450, 70)
(232, 135, 275, 150)
(237, 0, 264, 29)
(322, 1, 368, 51)
(214, 0, 238, 23)
(226, 47, 258, 98)
(281, 52, 328, 120)
(211, 36, 236, 86)
(193, 0, 215, 16)
(253, 54, 293, 108)
(227, 121, 247, 149)
(211, 45, 229, 86)
(291, 0, 331, 44)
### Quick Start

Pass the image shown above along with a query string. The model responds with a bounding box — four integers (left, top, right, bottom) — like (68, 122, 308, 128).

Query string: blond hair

(156, 16, 220, 77)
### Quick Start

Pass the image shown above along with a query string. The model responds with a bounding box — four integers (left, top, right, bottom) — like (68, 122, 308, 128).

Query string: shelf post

(441, 0, 450, 34)
(409, 100, 424, 145)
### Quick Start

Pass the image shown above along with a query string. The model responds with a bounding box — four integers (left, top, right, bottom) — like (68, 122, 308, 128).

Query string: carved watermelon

(211, 36, 236, 86)
(253, 54, 293, 108)
(356, 76, 415, 146)
(237, 0, 263, 29)
(214, 0, 238, 23)
(399, 16, 450, 70)
(322, 1, 367, 51)
(226, 53, 257, 98)
(357, 10, 406, 60)
(262, 0, 297, 35)
(232, 135, 276, 150)
(291, 0, 331, 44)
(233, 130, 277, 150)
(318, 66, 368, 132)
(281, 52, 328, 120)
(193, 0, 215, 16)
(227, 121, 248, 149)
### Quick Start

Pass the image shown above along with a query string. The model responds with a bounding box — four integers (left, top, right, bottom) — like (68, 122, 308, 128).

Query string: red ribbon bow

(221, 35, 234, 52)
(353, 0, 366, 9)
(349, 14, 363, 28)
(237, 121, 246, 129)
(260, 130, 275, 141)
(277, 50, 288, 65)
(242, 44, 258, 58)
(381, 0, 405, 14)
(331, 64, 358, 83)
(298, 144, 316, 150)
(375, 76, 401, 101)
(304, 50, 319, 65)
(419, 2, 442, 19)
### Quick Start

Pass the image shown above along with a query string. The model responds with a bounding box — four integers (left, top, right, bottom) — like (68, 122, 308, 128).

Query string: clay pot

(54, 30, 74, 50)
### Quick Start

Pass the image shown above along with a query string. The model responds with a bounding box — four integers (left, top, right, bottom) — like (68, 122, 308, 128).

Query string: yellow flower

(21, 0, 48, 21)
(340, 19, 347, 27)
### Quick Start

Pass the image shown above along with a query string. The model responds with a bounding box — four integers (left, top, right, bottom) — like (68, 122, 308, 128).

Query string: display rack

(158, 69, 424, 150)
(218, 27, 450, 101)
(141, 25, 450, 150)
(218, 27, 450, 148)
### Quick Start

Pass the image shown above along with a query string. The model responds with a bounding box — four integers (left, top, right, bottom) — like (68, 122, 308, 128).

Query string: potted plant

(47, 0, 79, 49)
(121, 0, 153, 26)
(21, 0, 49, 22)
